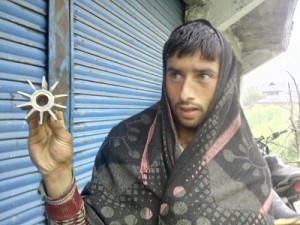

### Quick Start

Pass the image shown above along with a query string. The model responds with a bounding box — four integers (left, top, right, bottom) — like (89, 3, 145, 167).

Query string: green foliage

(244, 104, 298, 165)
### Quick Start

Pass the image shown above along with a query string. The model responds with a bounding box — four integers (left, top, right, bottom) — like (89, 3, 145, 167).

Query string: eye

(197, 73, 213, 83)
(168, 72, 183, 82)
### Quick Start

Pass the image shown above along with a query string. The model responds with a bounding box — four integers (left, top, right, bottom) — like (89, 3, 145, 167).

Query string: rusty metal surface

(48, 0, 71, 128)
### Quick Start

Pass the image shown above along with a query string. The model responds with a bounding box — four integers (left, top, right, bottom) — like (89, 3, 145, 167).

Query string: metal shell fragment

(17, 77, 68, 125)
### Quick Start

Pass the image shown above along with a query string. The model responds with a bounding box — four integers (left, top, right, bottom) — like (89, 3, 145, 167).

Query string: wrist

(44, 179, 84, 221)
(42, 164, 73, 198)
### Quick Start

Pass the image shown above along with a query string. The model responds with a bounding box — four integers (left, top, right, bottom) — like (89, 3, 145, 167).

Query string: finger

(47, 111, 72, 143)
(27, 111, 40, 136)
(47, 111, 69, 137)
(27, 110, 39, 126)
(55, 110, 66, 128)
(28, 111, 50, 137)
(47, 111, 66, 129)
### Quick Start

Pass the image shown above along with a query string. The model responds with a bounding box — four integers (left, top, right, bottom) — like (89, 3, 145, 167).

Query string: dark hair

(163, 19, 222, 68)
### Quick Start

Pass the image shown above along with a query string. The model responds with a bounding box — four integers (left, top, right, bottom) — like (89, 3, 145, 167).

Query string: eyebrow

(166, 67, 218, 76)
(166, 67, 181, 73)
(194, 68, 218, 76)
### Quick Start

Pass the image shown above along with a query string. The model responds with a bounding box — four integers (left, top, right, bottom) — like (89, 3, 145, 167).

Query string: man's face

(165, 51, 220, 132)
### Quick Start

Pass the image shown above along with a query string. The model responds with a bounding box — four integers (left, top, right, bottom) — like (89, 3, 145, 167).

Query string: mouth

(177, 105, 200, 119)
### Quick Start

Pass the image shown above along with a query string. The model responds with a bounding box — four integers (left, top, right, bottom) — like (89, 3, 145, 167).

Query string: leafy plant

(244, 104, 298, 165)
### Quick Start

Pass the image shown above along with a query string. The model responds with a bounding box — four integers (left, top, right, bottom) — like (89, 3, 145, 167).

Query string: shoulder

(108, 102, 160, 139)
(98, 102, 161, 155)
(93, 102, 161, 170)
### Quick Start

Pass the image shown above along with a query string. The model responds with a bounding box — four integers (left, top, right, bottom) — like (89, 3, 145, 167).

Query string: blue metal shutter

(72, 0, 183, 190)
(0, 0, 48, 224)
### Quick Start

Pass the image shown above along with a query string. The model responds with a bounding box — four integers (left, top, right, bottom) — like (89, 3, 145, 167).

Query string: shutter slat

(72, 0, 183, 192)
(0, 1, 47, 224)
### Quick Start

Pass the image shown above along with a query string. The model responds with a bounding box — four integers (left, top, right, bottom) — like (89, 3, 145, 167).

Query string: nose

(180, 77, 195, 102)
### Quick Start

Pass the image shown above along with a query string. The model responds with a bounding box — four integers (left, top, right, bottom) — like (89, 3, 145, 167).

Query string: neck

(176, 126, 196, 149)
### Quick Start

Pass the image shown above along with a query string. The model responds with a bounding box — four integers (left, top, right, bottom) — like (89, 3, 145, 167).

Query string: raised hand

(27, 111, 73, 198)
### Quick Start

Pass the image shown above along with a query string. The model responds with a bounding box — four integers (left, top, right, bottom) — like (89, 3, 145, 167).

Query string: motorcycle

(256, 129, 300, 219)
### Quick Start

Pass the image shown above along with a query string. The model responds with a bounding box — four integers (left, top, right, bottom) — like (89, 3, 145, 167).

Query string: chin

(179, 120, 201, 130)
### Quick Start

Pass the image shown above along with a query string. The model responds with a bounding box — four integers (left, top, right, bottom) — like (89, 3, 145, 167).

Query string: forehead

(166, 51, 220, 73)
(167, 48, 220, 62)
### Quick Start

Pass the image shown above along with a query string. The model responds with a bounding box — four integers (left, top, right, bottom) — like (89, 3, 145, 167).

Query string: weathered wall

(183, 0, 298, 75)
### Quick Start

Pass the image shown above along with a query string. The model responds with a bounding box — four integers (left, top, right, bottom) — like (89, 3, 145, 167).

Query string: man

(27, 19, 274, 224)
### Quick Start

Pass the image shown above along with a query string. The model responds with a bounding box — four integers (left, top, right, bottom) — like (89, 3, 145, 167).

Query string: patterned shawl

(82, 20, 274, 225)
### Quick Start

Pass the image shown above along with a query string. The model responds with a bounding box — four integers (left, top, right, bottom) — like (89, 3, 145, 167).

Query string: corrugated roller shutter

(0, 0, 48, 224)
(72, 0, 183, 191)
